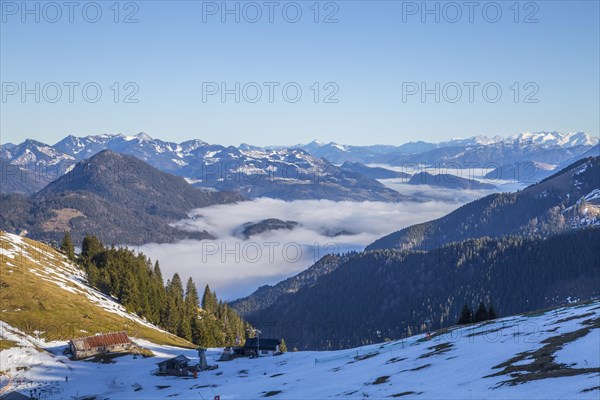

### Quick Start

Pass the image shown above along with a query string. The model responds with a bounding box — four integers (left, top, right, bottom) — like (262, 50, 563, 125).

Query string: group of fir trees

(64, 233, 248, 347)
(457, 302, 498, 325)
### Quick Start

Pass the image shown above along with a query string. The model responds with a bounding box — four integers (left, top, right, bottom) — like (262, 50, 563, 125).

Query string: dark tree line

(248, 227, 600, 350)
(62, 233, 249, 347)
(457, 302, 498, 325)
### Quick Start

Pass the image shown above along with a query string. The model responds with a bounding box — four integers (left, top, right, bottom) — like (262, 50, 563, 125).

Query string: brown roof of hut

(70, 331, 131, 351)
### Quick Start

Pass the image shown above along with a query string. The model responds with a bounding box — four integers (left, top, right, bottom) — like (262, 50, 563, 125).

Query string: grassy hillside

(0, 231, 193, 348)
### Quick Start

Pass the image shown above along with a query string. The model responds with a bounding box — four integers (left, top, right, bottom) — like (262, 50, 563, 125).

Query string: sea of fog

(138, 201, 469, 299)
(138, 167, 528, 300)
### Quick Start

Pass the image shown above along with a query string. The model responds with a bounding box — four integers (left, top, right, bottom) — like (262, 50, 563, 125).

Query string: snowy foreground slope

(2, 301, 599, 399)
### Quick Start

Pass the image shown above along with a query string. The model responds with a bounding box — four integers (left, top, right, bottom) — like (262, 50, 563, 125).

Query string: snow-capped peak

(135, 132, 153, 141)
(508, 131, 598, 148)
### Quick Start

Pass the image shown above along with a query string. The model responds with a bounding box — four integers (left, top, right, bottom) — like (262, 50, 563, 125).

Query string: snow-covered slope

(296, 132, 598, 164)
(2, 301, 599, 399)
(0, 139, 75, 174)
(509, 131, 599, 148)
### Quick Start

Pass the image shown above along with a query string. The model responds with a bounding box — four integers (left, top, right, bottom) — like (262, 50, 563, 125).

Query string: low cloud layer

(139, 198, 466, 300)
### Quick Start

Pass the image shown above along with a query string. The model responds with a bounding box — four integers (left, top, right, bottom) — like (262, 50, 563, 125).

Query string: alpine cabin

(69, 331, 133, 360)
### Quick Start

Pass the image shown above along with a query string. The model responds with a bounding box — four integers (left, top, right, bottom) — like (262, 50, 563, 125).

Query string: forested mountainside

(230, 253, 355, 317)
(367, 156, 599, 251)
(246, 228, 600, 350)
(407, 171, 496, 190)
(0, 150, 242, 245)
(0, 157, 48, 195)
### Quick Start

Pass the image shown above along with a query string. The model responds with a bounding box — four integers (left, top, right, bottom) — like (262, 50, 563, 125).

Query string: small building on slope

(69, 331, 133, 360)
(156, 355, 193, 376)
(243, 338, 281, 357)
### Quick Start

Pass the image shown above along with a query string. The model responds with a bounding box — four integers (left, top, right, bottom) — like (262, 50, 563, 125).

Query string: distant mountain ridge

(340, 162, 410, 179)
(0, 157, 48, 195)
(367, 156, 600, 251)
(2, 131, 597, 200)
(407, 171, 496, 190)
(294, 132, 598, 165)
(3, 134, 409, 202)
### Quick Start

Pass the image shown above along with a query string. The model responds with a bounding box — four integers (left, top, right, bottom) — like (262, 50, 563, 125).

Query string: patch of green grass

(402, 363, 431, 372)
(487, 317, 600, 385)
(418, 342, 453, 359)
(553, 312, 595, 325)
(354, 352, 379, 361)
(0, 339, 18, 350)
(386, 357, 407, 364)
(390, 391, 422, 397)
(372, 375, 390, 385)
(263, 390, 282, 397)
(581, 386, 600, 393)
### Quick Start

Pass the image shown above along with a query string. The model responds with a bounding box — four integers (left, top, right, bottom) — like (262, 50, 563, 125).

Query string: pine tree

(60, 232, 75, 260)
(457, 304, 472, 325)
(167, 274, 190, 340)
(153, 261, 163, 283)
(202, 285, 216, 313)
(81, 234, 104, 261)
(474, 302, 488, 322)
(487, 304, 498, 320)
(185, 278, 200, 314)
(185, 277, 200, 341)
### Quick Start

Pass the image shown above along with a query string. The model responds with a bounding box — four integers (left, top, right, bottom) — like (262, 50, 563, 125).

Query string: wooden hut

(156, 355, 193, 376)
(69, 331, 133, 360)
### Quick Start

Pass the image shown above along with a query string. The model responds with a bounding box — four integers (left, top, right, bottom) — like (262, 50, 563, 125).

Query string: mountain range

(232, 156, 600, 349)
(407, 171, 496, 190)
(2, 133, 406, 202)
(367, 156, 600, 251)
(0, 151, 242, 245)
(2, 131, 597, 201)
(295, 132, 598, 165)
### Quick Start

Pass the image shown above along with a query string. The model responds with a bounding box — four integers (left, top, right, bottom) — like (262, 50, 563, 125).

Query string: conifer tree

(474, 302, 488, 322)
(458, 304, 472, 325)
(202, 285, 216, 313)
(185, 278, 200, 315)
(60, 232, 75, 260)
(185, 277, 200, 341)
(487, 304, 498, 320)
(81, 234, 104, 261)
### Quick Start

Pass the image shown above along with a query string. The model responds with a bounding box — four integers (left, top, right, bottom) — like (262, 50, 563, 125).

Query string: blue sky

(1, 0, 599, 146)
